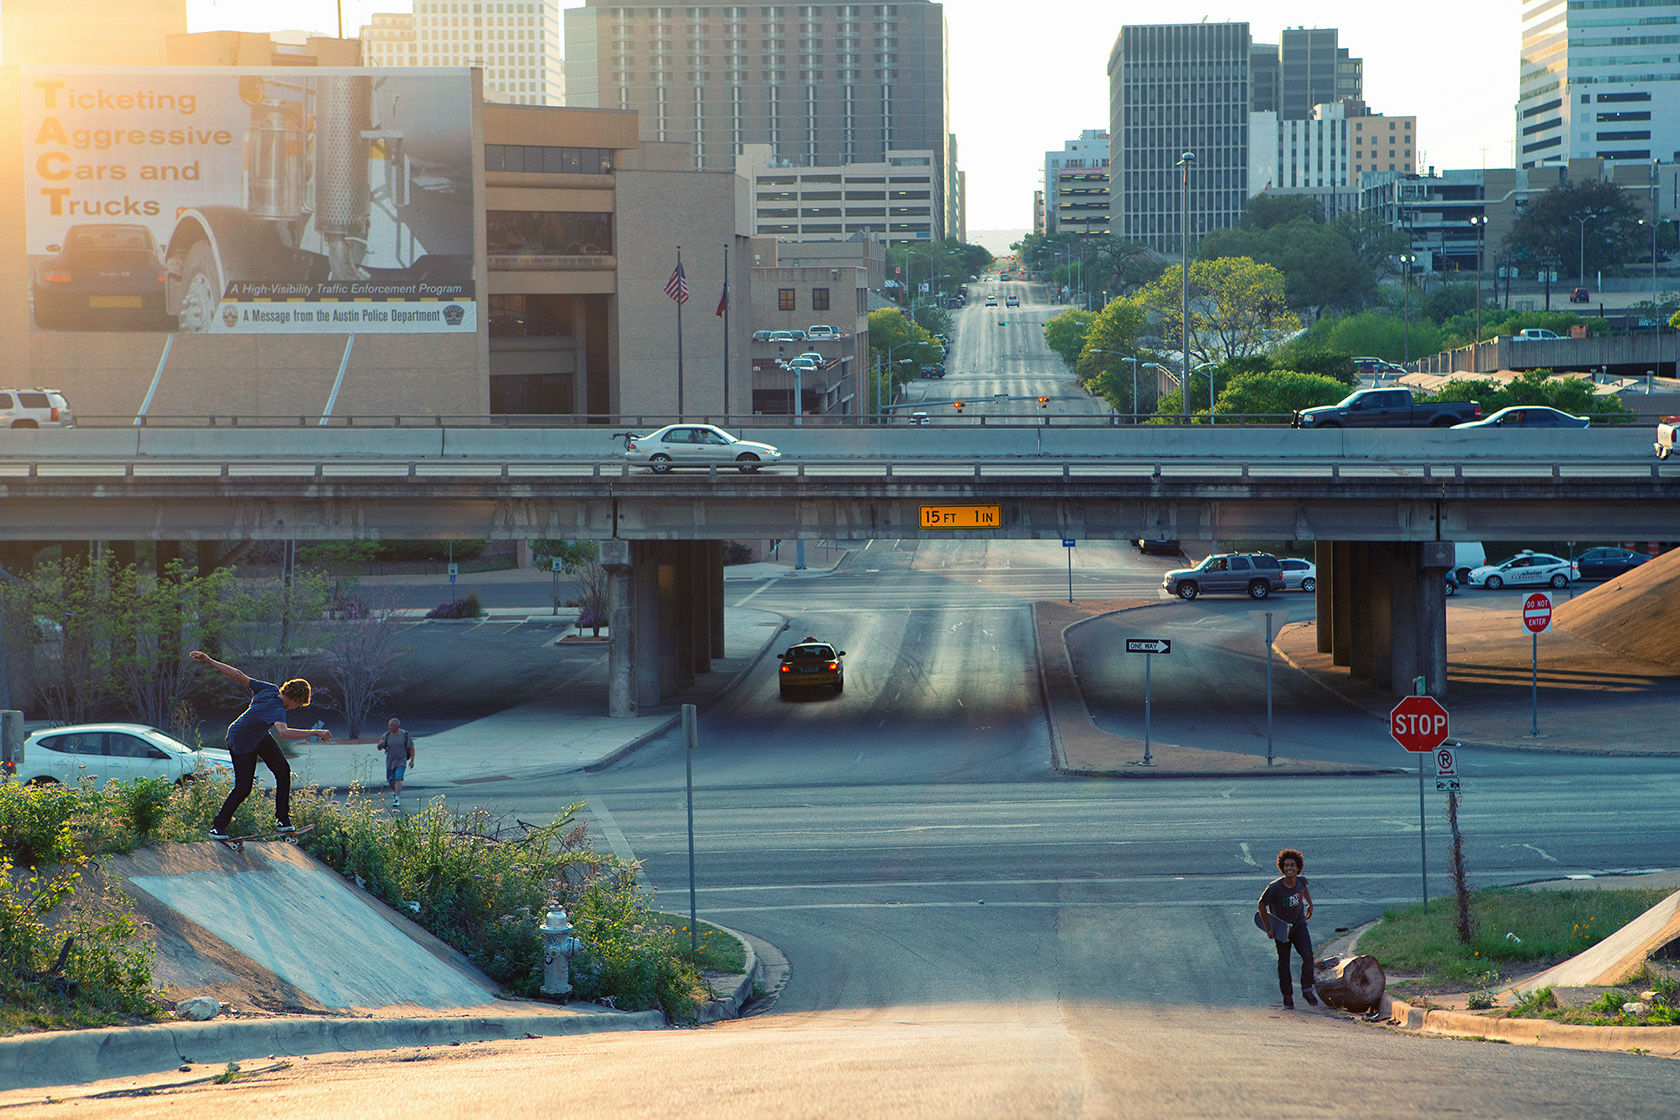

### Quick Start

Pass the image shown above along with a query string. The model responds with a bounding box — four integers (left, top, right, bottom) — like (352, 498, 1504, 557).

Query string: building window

(811, 287, 830, 310)
(486, 211, 613, 255)
(778, 288, 797, 310)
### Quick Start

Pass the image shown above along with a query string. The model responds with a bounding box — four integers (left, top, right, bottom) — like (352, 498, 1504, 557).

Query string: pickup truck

(1292, 388, 1482, 429)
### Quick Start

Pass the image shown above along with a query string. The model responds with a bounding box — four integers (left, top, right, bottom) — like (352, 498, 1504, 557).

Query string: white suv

(1, 389, 75, 429)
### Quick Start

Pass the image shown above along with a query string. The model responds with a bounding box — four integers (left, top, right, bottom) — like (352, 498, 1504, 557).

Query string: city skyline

(170, 0, 1519, 238)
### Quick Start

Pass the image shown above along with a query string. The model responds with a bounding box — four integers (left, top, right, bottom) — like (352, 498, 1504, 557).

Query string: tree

(1243, 194, 1323, 229)
(1503, 179, 1644, 286)
(1042, 308, 1097, 370)
(107, 560, 238, 728)
(1199, 220, 1374, 314)
(1140, 257, 1299, 367)
(315, 589, 410, 739)
(1215, 370, 1350, 421)
(1429, 369, 1630, 419)
(867, 307, 942, 403)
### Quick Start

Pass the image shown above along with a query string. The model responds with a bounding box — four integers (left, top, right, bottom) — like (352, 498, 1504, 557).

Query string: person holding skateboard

(1257, 848, 1317, 1009)
(190, 651, 331, 840)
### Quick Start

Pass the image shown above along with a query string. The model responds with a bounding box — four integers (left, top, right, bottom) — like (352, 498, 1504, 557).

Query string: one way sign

(1126, 639, 1171, 654)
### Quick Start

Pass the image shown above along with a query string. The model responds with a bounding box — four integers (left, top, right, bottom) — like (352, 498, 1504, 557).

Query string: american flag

(665, 262, 689, 304)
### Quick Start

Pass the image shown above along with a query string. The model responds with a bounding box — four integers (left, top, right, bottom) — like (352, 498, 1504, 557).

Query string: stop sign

(1390, 695, 1450, 753)
(1523, 592, 1553, 635)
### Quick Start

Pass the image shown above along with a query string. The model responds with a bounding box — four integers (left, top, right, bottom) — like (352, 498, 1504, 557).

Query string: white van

(1452, 543, 1486, 582)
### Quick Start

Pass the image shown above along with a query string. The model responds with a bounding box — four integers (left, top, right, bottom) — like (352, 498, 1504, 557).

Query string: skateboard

(215, 824, 314, 852)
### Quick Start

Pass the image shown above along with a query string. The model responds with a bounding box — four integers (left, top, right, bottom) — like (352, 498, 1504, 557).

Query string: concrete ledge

(0, 1007, 663, 1092)
(697, 922, 766, 1024)
(1380, 994, 1680, 1057)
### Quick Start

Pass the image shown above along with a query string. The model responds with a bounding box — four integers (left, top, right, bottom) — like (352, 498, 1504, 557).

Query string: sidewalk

(286, 605, 791, 791)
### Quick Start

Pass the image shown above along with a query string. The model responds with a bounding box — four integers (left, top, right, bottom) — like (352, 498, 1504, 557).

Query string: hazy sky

(187, 1, 1523, 236)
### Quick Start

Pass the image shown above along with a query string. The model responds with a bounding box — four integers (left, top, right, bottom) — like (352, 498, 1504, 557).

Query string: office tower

(1045, 130, 1110, 237)
(1107, 22, 1252, 253)
(1517, 0, 1680, 167)
(564, 0, 956, 240)
(2, 0, 185, 65)
(361, 0, 563, 106)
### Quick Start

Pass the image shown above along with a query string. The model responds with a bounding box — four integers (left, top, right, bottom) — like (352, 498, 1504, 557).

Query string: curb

(696, 922, 767, 1023)
(1379, 994, 1680, 1058)
(0, 1007, 664, 1093)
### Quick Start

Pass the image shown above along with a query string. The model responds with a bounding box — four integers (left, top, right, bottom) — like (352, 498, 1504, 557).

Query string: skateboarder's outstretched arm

(190, 650, 249, 686)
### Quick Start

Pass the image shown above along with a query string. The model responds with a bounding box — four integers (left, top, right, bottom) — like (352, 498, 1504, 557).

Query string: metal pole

(1265, 611, 1275, 766)
(1142, 653, 1153, 765)
(1418, 752, 1429, 917)
(1531, 631, 1540, 736)
(683, 703, 698, 954)
(1066, 546, 1073, 603)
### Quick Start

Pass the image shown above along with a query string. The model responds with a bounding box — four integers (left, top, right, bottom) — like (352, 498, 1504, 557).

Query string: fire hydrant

(539, 908, 584, 998)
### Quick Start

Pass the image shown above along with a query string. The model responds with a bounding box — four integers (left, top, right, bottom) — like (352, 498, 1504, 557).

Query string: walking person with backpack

(190, 651, 331, 840)
(378, 717, 416, 810)
(1257, 848, 1318, 1009)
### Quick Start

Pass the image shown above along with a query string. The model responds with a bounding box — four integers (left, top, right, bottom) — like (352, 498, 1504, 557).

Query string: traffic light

(1037, 396, 1050, 409)
(953, 401, 965, 412)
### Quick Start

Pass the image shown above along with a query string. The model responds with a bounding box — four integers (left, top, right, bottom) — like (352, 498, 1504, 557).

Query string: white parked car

(19, 723, 233, 786)
(806, 324, 839, 340)
(1278, 558, 1317, 593)
(1465, 550, 1578, 590)
(621, 423, 781, 473)
(1656, 415, 1678, 460)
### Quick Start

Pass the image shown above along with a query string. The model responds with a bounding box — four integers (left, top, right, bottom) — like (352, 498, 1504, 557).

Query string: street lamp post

(1089, 349, 1138, 422)
(1469, 216, 1488, 359)
(1175, 152, 1198, 420)
(1399, 252, 1416, 363)
(881, 340, 922, 421)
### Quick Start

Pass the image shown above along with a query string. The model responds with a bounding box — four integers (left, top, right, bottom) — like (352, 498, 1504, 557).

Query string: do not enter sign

(1390, 695, 1450, 753)
(1523, 592, 1553, 635)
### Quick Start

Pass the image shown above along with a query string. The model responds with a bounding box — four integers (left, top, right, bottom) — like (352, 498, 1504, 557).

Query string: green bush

(568, 879, 708, 1022)
(0, 783, 82, 866)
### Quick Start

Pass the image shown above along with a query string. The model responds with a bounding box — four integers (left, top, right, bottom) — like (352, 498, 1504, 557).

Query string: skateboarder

(1257, 848, 1317, 1009)
(378, 717, 415, 809)
(190, 651, 331, 840)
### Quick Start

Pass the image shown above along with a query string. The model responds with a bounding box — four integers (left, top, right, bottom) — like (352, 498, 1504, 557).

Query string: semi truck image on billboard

(22, 68, 476, 334)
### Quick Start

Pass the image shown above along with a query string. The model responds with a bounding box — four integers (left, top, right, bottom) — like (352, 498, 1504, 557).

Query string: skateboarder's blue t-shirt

(227, 680, 288, 754)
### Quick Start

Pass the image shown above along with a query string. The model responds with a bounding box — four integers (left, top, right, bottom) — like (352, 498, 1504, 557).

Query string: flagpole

(676, 246, 686, 420)
(721, 243, 730, 420)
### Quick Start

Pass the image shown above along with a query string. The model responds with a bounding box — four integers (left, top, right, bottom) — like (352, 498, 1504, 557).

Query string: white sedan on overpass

(621, 424, 782, 473)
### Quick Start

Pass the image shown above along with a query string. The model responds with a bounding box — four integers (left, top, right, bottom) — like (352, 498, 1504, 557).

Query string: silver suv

(1162, 553, 1285, 601)
(1, 389, 75, 429)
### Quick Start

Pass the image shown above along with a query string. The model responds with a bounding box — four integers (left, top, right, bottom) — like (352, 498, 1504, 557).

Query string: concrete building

(1252, 27, 1362, 121)
(1517, 0, 1680, 169)
(164, 32, 362, 67)
(1, 0, 185, 66)
(563, 0, 960, 240)
(2, 63, 766, 425)
(360, 1, 564, 106)
(1250, 100, 1416, 193)
(1107, 22, 1252, 253)
(736, 144, 943, 243)
(1044, 130, 1109, 237)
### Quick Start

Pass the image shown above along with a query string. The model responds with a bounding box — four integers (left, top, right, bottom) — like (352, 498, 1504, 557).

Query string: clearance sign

(21, 67, 477, 334)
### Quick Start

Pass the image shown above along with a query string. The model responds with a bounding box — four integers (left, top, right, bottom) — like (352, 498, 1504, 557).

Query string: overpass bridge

(2, 425, 1673, 713)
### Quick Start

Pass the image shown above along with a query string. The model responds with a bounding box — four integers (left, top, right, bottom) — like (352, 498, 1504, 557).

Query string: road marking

(576, 773, 641, 880)
(1514, 843, 1559, 863)
(734, 578, 781, 606)
(1239, 842, 1257, 867)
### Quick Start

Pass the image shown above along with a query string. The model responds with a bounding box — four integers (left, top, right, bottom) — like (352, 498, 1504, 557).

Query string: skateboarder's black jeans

(212, 734, 291, 832)
(1275, 920, 1314, 998)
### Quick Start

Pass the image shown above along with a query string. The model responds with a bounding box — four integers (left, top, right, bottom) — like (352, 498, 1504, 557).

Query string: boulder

(175, 996, 221, 1021)
(1311, 954, 1386, 1013)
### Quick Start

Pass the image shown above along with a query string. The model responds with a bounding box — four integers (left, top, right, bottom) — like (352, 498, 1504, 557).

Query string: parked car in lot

(1278, 557, 1317, 592)
(1351, 356, 1406, 377)
(0, 388, 75, 429)
(620, 424, 781, 473)
(1570, 287, 1590, 304)
(1464, 550, 1578, 590)
(778, 636, 845, 698)
(1573, 547, 1650, 581)
(806, 324, 839, 340)
(1452, 405, 1589, 430)
(768, 330, 804, 343)
(752, 330, 775, 342)
(1162, 553, 1286, 600)
(1656, 416, 1678, 459)
(1514, 328, 1565, 341)
(18, 724, 233, 786)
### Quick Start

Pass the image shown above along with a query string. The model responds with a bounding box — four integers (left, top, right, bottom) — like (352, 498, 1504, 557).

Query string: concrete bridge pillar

(602, 540, 636, 717)
(1330, 541, 1353, 667)
(1315, 539, 1453, 699)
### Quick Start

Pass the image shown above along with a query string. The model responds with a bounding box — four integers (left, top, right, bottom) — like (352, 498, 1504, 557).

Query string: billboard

(22, 67, 477, 334)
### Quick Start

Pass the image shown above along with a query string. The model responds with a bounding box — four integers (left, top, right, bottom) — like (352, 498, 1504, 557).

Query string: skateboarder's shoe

(208, 827, 230, 841)
(1302, 988, 1319, 1006)
(276, 823, 297, 836)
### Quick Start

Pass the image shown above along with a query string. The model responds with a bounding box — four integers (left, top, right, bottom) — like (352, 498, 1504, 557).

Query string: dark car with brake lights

(778, 637, 844, 698)
(32, 223, 172, 330)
